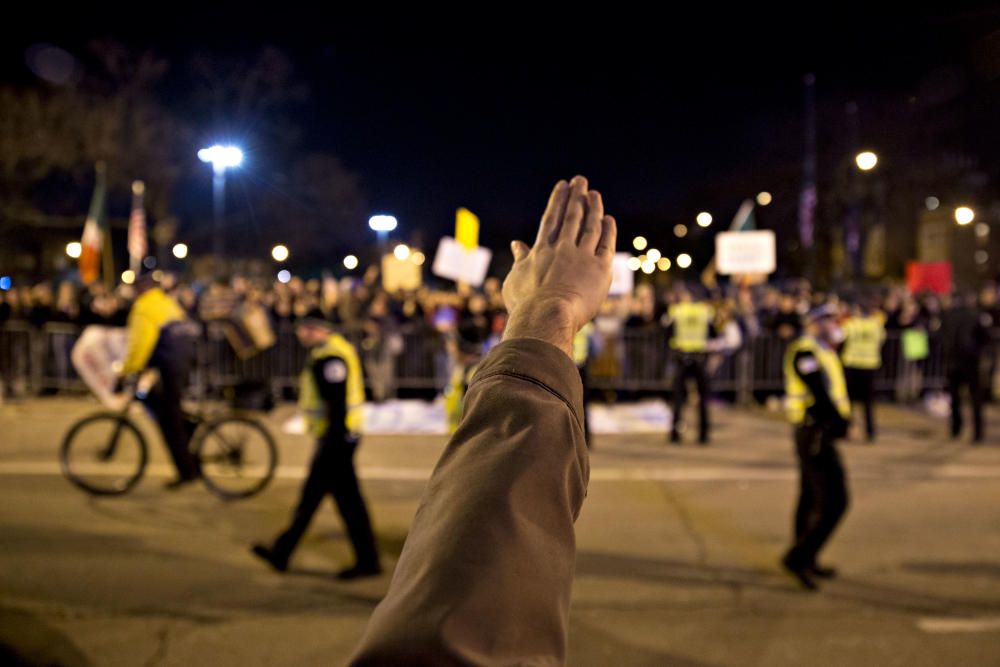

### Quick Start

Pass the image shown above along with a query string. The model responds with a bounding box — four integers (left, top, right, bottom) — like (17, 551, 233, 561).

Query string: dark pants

(671, 353, 709, 442)
(578, 365, 591, 448)
(785, 424, 849, 568)
(144, 327, 199, 480)
(845, 367, 876, 440)
(273, 435, 380, 568)
(948, 363, 984, 441)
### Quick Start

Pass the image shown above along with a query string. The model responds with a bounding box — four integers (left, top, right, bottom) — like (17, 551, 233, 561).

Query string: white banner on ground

(609, 253, 635, 296)
(715, 230, 777, 275)
(432, 236, 492, 287)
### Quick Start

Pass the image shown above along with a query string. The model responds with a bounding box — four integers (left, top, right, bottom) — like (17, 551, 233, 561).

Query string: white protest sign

(609, 253, 635, 296)
(715, 230, 776, 275)
(432, 236, 492, 287)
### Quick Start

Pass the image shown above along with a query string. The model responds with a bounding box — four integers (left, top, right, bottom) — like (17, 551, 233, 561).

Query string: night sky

(5, 7, 1000, 268)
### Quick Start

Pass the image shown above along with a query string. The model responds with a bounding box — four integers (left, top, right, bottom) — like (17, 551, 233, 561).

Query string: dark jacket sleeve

(792, 350, 844, 428)
(349, 338, 589, 666)
(312, 355, 348, 442)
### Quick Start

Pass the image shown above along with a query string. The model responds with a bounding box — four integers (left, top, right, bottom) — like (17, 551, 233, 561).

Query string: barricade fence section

(0, 322, 984, 403)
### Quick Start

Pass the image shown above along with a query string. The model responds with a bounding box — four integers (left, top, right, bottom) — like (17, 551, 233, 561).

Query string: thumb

(510, 240, 529, 262)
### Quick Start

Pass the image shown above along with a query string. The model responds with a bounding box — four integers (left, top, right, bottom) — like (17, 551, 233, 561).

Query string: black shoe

(251, 544, 289, 573)
(336, 563, 382, 580)
(781, 555, 819, 591)
(163, 476, 198, 491)
(808, 564, 838, 579)
(669, 432, 682, 445)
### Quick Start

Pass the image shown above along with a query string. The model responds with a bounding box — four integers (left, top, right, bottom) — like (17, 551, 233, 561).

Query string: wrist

(503, 298, 576, 358)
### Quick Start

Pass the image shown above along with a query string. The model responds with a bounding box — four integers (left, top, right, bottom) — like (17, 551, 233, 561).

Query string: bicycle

(60, 373, 278, 499)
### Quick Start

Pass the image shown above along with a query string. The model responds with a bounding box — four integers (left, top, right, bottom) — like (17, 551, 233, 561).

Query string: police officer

(253, 318, 381, 579)
(665, 287, 714, 445)
(119, 272, 200, 489)
(941, 291, 993, 444)
(781, 304, 852, 591)
(841, 300, 886, 442)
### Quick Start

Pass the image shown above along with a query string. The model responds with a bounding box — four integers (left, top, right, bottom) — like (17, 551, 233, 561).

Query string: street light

(172, 243, 188, 259)
(657, 257, 671, 271)
(271, 244, 289, 262)
(368, 215, 398, 232)
(632, 236, 648, 251)
(121, 270, 135, 285)
(343, 255, 359, 270)
(674, 224, 688, 238)
(646, 248, 662, 263)
(756, 191, 773, 206)
(677, 253, 693, 268)
(411, 251, 426, 266)
(65, 241, 82, 258)
(855, 150, 878, 171)
(925, 196, 940, 211)
(198, 144, 243, 276)
(276, 269, 291, 284)
(696, 212, 713, 228)
(394, 244, 411, 261)
(641, 260, 655, 274)
(626, 257, 642, 272)
(955, 206, 975, 226)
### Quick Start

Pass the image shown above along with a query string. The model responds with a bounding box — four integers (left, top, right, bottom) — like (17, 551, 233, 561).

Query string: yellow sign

(456, 208, 480, 250)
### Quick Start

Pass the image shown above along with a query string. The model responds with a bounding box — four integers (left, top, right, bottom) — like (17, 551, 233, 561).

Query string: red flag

(79, 163, 107, 285)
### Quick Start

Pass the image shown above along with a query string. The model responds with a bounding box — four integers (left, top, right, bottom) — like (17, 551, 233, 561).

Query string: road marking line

(917, 617, 1000, 633)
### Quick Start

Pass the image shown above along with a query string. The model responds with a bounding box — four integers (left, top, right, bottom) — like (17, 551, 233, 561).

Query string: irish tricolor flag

(79, 163, 107, 285)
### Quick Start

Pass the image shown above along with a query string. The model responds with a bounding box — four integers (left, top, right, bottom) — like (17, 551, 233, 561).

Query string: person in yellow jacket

(781, 304, 852, 591)
(253, 317, 381, 580)
(119, 272, 200, 488)
(664, 287, 715, 445)
(445, 321, 487, 434)
(841, 301, 886, 442)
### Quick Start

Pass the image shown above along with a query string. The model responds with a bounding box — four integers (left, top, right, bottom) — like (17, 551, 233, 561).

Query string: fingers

(595, 215, 617, 260)
(510, 240, 530, 262)
(578, 190, 604, 251)
(557, 175, 589, 245)
(535, 180, 570, 247)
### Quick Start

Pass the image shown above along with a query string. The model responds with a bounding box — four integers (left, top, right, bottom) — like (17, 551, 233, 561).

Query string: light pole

(198, 145, 243, 275)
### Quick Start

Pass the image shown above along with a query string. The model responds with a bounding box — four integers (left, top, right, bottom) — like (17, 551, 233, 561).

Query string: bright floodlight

(121, 270, 135, 285)
(369, 215, 398, 232)
(271, 244, 289, 262)
(277, 269, 291, 284)
(955, 206, 975, 226)
(756, 191, 773, 206)
(677, 253, 693, 268)
(411, 251, 426, 266)
(646, 248, 662, 263)
(855, 151, 878, 171)
(394, 244, 411, 261)
(65, 241, 82, 258)
(632, 236, 648, 251)
(696, 212, 713, 228)
(198, 145, 243, 171)
(657, 257, 671, 271)
(674, 224, 688, 238)
(172, 243, 189, 259)
(343, 255, 359, 270)
(626, 257, 642, 272)
(641, 260, 656, 274)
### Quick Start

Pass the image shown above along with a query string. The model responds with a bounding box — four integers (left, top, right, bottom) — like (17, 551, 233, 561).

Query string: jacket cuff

(472, 338, 584, 428)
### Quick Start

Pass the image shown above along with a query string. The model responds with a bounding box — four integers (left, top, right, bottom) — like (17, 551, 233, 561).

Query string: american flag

(128, 180, 147, 271)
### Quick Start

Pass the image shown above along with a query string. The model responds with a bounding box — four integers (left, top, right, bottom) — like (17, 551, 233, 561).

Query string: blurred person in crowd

(573, 319, 596, 448)
(782, 304, 852, 591)
(769, 292, 802, 341)
(253, 317, 381, 580)
(896, 296, 928, 402)
(941, 291, 992, 443)
(979, 284, 1000, 401)
(665, 286, 715, 445)
(53, 281, 79, 323)
(28, 283, 55, 328)
(119, 272, 200, 488)
(445, 321, 488, 434)
(841, 299, 886, 442)
(362, 291, 399, 402)
(0, 288, 15, 323)
(320, 275, 344, 324)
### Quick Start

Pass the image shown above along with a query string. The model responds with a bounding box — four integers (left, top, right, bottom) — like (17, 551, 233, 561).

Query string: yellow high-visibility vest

(444, 362, 479, 435)
(573, 322, 594, 366)
(122, 288, 185, 374)
(784, 336, 850, 425)
(669, 302, 713, 353)
(841, 315, 886, 370)
(298, 333, 365, 438)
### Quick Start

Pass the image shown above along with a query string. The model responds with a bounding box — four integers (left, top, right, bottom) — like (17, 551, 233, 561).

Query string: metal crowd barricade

(0, 320, 982, 402)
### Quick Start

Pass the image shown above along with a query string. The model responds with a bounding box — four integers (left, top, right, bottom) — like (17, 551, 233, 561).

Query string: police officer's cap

(806, 303, 838, 323)
(295, 316, 335, 331)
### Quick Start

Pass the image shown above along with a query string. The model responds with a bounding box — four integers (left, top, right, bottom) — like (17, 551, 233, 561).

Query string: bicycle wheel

(60, 412, 147, 496)
(192, 413, 277, 499)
